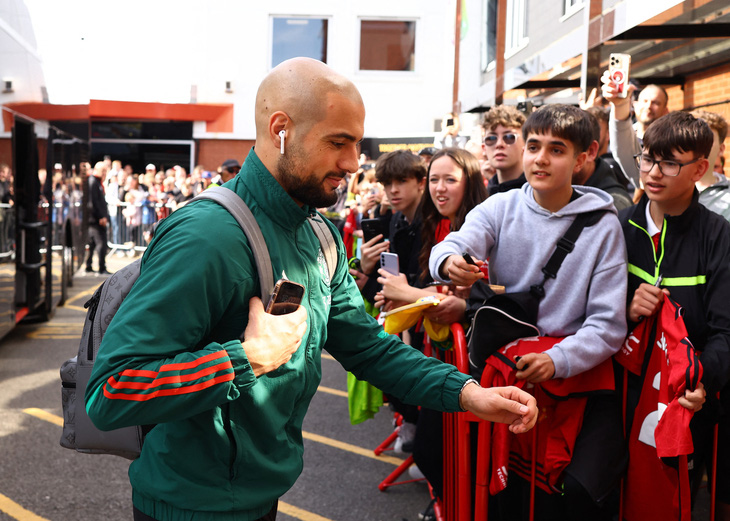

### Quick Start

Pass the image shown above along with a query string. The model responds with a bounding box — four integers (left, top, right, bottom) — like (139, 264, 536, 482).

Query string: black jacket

(584, 157, 633, 211)
(87, 175, 110, 225)
(487, 173, 526, 196)
(620, 192, 730, 398)
(362, 211, 422, 302)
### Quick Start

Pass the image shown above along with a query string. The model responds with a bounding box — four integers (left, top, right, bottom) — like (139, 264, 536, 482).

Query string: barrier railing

(106, 202, 173, 255)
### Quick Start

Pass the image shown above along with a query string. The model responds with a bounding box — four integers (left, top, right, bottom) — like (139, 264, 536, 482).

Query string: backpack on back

(60, 186, 337, 459)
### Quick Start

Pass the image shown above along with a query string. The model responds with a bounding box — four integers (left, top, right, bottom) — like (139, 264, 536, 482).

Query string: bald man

(85, 58, 537, 521)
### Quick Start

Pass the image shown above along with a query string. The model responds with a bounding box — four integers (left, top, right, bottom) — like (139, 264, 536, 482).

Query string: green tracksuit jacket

(86, 149, 469, 521)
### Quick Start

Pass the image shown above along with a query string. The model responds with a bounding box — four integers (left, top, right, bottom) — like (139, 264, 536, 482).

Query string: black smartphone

(446, 117, 455, 126)
(265, 279, 305, 315)
(462, 252, 477, 265)
(361, 218, 386, 244)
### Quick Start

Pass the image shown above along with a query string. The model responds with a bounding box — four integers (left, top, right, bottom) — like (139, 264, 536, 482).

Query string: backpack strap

(308, 214, 338, 283)
(193, 187, 275, 302)
(193, 188, 339, 297)
(531, 210, 605, 299)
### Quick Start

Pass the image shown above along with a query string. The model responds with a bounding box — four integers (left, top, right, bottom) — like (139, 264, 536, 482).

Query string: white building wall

(193, 1, 456, 141)
(0, 0, 46, 138)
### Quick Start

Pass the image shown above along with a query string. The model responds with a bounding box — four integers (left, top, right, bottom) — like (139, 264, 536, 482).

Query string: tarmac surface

(0, 252, 431, 521)
(0, 251, 717, 520)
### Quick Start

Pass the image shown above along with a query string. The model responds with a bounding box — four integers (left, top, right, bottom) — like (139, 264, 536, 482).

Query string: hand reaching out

(460, 382, 538, 434)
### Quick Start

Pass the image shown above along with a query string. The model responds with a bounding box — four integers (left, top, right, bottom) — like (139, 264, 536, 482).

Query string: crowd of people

(82, 69, 730, 520)
(80, 157, 242, 273)
(328, 72, 730, 521)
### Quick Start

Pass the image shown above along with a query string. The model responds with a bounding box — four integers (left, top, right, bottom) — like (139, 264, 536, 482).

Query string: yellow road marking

(23, 408, 63, 427)
(317, 385, 347, 398)
(0, 492, 50, 521)
(25, 410, 404, 467)
(302, 431, 403, 466)
(63, 284, 102, 312)
(279, 501, 335, 521)
(25, 323, 82, 340)
(321, 353, 335, 361)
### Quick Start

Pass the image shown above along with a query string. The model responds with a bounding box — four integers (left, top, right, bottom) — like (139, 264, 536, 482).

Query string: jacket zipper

(84, 290, 101, 361)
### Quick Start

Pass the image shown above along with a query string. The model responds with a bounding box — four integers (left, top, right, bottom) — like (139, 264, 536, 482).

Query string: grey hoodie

(430, 184, 628, 379)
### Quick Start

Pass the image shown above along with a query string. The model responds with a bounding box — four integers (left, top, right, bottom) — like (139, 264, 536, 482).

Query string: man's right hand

(360, 235, 390, 275)
(242, 297, 308, 377)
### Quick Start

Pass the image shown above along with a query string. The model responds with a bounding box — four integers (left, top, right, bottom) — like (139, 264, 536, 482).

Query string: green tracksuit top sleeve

(85, 203, 259, 430)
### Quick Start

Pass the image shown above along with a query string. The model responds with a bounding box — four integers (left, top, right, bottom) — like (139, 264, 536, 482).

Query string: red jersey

(615, 295, 702, 521)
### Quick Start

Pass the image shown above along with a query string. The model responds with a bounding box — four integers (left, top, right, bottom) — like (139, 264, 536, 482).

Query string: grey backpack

(60, 186, 337, 459)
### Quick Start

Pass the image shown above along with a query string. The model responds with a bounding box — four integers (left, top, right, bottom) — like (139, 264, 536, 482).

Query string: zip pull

(84, 289, 102, 322)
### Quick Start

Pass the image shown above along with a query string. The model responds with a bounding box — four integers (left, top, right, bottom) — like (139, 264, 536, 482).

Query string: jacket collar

(632, 190, 701, 233)
(234, 148, 314, 231)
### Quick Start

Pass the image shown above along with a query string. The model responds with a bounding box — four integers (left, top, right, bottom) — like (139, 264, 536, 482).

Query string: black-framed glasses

(633, 154, 700, 177)
(484, 133, 518, 146)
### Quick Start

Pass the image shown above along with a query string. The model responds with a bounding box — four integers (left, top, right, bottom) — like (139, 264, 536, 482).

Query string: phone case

(380, 253, 399, 276)
(609, 53, 631, 99)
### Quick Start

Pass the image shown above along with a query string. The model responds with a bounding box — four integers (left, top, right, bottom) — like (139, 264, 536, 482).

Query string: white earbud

(279, 130, 286, 155)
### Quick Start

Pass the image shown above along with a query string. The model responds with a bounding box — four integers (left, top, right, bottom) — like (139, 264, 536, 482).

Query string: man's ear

(573, 151, 588, 173)
(269, 111, 290, 146)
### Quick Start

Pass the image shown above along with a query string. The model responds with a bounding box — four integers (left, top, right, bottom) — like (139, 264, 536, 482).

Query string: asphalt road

(0, 254, 432, 521)
(0, 253, 716, 521)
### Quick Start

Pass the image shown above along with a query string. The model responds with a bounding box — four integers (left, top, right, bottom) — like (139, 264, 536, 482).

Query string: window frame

(356, 17, 419, 75)
(504, 0, 529, 60)
(481, 0, 498, 73)
(560, 0, 584, 21)
(269, 15, 331, 69)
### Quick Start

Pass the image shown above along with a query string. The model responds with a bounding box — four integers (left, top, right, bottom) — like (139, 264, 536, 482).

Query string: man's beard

(277, 145, 341, 208)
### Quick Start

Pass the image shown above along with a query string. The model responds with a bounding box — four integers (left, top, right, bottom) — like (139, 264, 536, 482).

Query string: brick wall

(197, 139, 254, 172)
(665, 63, 730, 176)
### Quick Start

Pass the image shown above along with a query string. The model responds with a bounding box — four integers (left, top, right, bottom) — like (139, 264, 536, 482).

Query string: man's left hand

(460, 383, 538, 434)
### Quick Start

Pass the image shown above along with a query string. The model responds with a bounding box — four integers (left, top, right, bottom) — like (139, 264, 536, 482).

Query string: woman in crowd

(375, 147, 488, 321)
(375, 147, 488, 520)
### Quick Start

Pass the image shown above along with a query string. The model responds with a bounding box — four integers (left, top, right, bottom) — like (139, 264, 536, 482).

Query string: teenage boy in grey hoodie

(430, 104, 628, 521)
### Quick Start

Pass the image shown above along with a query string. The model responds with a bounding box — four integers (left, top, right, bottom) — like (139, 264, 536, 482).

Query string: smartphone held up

(266, 279, 305, 315)
(380, 252, 400, 276)
(608, 53, 631, 99)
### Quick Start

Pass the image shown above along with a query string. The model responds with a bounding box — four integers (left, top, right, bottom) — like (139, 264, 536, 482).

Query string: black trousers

(86, 223, 108, 271)
(133, 502, 278, 521)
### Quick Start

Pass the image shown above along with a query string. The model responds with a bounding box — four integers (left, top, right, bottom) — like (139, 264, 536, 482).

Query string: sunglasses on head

(484, 133, 518, 146)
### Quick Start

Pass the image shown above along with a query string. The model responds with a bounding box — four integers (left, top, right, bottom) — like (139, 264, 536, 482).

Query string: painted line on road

(25, 323, 82, 340)
(24, 408, 63, 427)
(302, 431, 404, 466)
(279, 501, 335, 521)
(25, 410, 405, 467)
(0, 492, 50, 521)
(63, 283, 102, 312)
(317, 385, 347, 398)
(321, 353, 335, 361)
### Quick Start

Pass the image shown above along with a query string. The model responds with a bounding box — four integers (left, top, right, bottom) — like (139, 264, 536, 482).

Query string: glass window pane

(271, 17, 328, 68)
(481, 0, 498, 71)
(360, 20, 416, 71)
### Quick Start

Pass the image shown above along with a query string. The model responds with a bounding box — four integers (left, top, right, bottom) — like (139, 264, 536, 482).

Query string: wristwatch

(458, 378, 480, 412)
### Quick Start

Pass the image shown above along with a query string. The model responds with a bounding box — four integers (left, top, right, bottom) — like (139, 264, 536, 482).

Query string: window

(359, 20, 416, 71)
(563, 0, 584, 18)
(271, 17, 328, 68)
(481, 0, 498, 72)
(505, 0, 528, 57)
